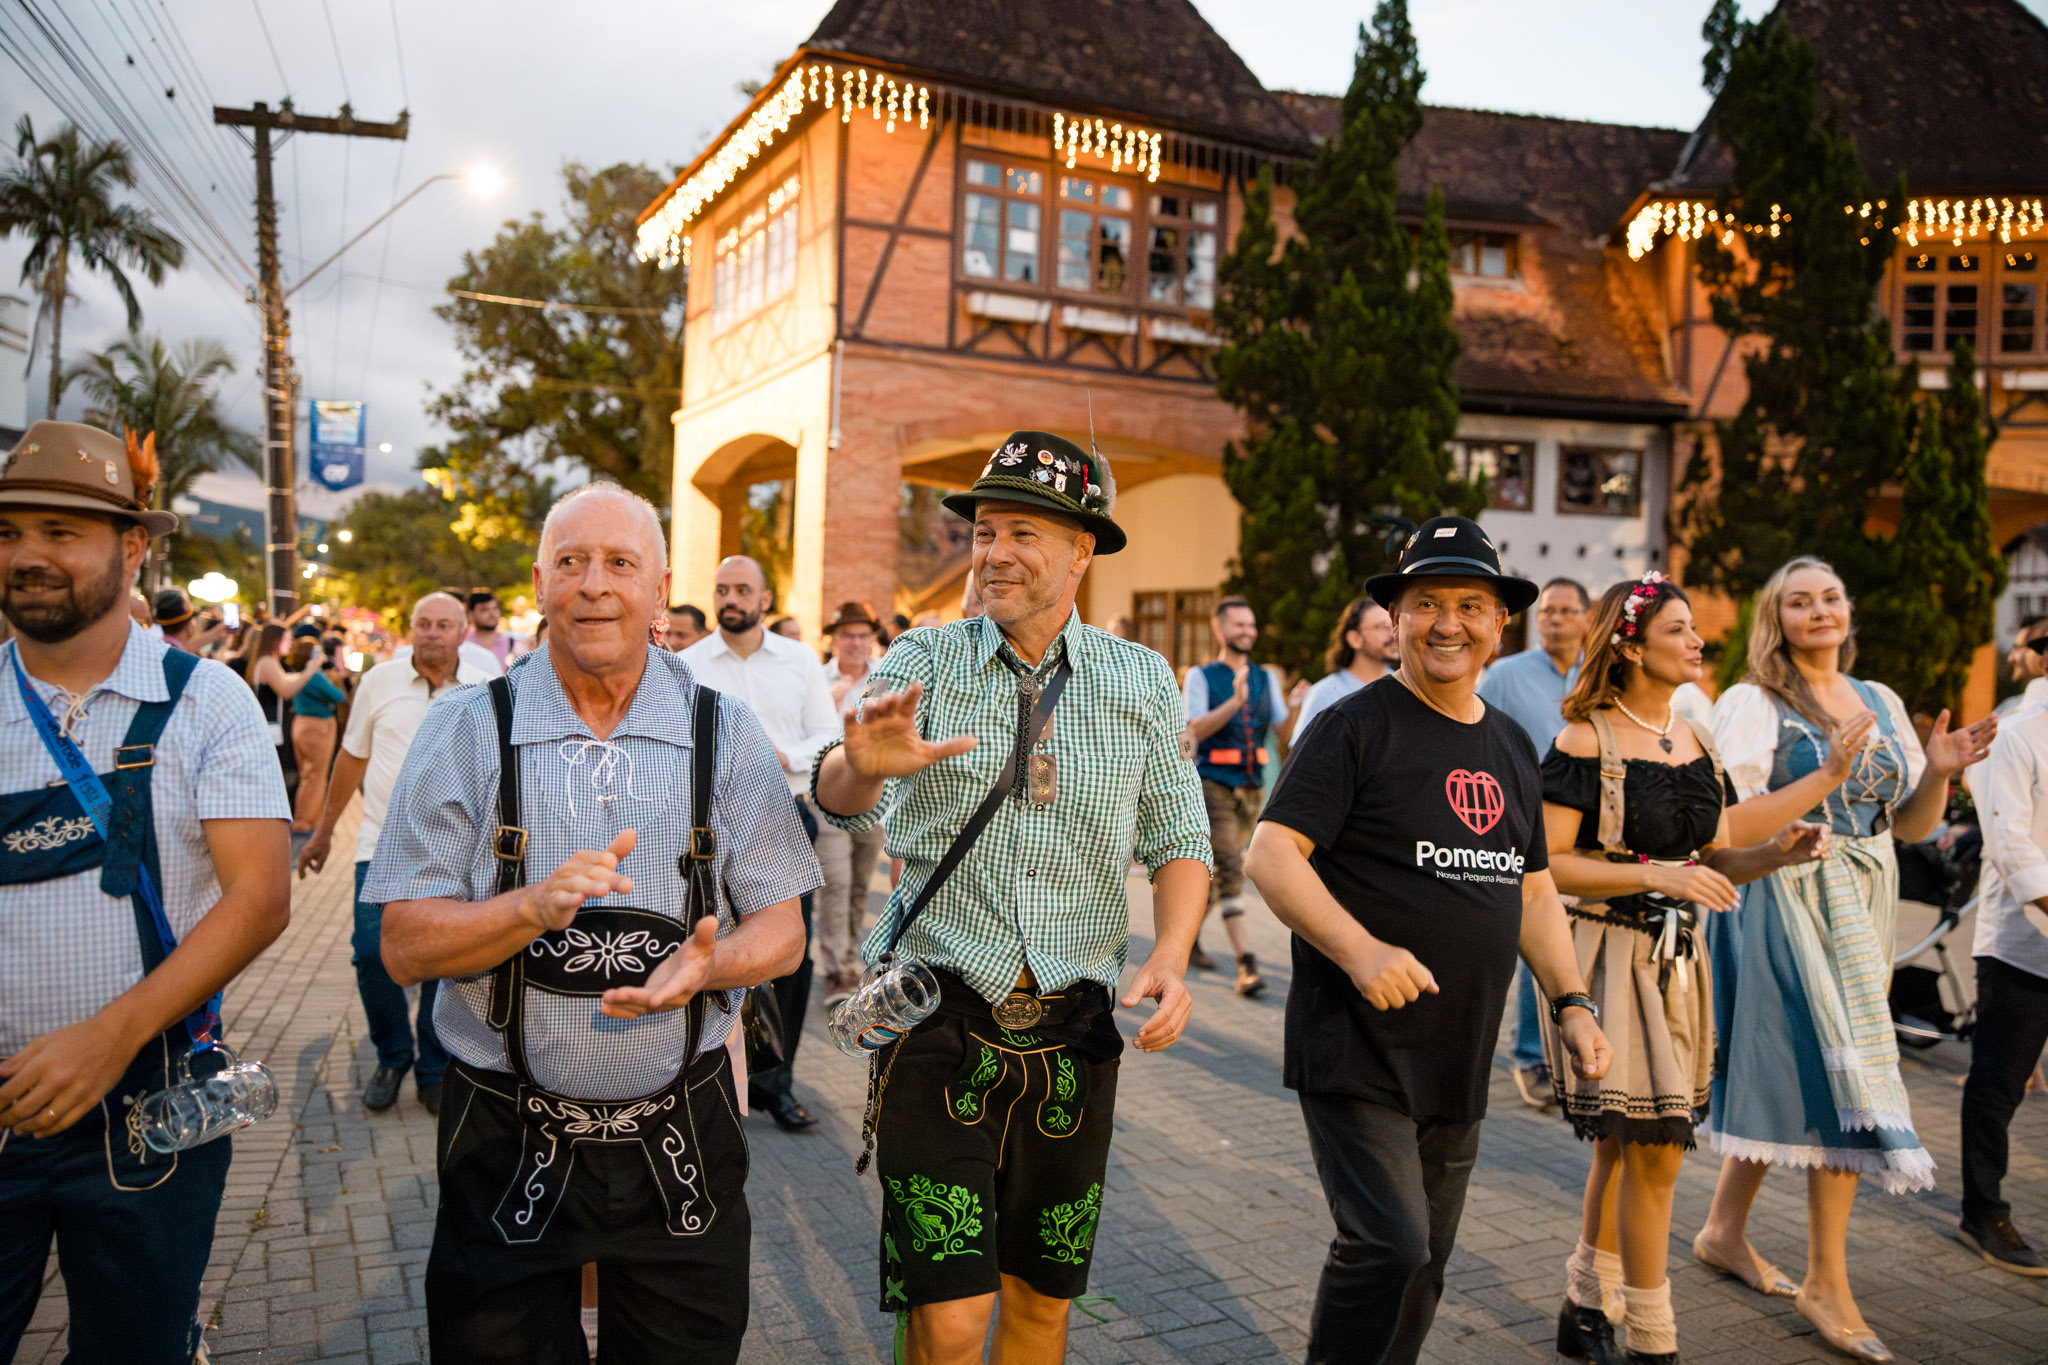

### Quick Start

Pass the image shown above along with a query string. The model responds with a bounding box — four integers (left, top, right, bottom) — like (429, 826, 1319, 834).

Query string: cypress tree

(1857, 341, 2006, 717)
(1214, 0, 1473, 679)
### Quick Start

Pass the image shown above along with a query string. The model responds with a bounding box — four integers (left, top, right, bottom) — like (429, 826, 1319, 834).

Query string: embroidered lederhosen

(0, 648, 203, 1187)
(474, 673, 730, 1244)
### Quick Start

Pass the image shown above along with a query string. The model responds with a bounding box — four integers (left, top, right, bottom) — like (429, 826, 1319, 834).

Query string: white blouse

(1710, 680, 1927, 803)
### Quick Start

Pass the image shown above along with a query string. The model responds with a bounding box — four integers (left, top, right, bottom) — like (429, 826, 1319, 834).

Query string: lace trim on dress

(1702, 1127, 1937, 1195)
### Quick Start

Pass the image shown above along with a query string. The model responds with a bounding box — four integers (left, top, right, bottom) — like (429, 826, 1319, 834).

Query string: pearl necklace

(1613, 698, 1676, 753)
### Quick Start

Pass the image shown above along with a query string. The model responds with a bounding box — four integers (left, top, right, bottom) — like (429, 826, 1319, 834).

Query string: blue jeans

(1512, 962, 1545, 1072)
(354, 861, 447, 1081)
(0, 1082, 231, 1363)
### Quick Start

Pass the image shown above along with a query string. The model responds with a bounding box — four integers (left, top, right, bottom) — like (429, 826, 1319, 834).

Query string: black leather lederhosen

(0, 648, 207, 1188)
(473, 673, 730, 1244)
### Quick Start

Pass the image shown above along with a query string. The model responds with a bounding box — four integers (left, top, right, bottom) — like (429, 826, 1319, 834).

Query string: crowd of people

(0, 413, 2043, 1365)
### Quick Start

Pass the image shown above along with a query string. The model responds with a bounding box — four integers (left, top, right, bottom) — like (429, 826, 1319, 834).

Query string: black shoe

(363, 1061, 411, 1112)
(1958, 1215, 2048, 1277)
(1628, 1351, 1677, 1364)
(1557, 1300, 1624, 1364)
(1188, 942, 1216, 971)
(417, 1080, 443, 1116)
(762, 1092, 818, 1132)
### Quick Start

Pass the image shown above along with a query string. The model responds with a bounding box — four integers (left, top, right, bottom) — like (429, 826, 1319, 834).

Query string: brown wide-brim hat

(0, 420, 178, 537)
(941, 429, 1125, 554)
(822, 600, 882, 634)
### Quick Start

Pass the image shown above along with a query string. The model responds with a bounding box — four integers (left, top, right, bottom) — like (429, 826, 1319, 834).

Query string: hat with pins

(1364, 515, 1539, 615)
(0, 420, 178, 537)
(942, 429, 1125, 554)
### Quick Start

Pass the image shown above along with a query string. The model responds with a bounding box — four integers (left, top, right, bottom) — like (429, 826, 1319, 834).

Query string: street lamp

(286, 167, 501, 299)
(189, 572, 239, 604)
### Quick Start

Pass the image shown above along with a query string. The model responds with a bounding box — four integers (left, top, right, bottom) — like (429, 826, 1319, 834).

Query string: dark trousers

(354, 861, 448, 1081)
(0, 1102, 231, 1364)
(1962, 955, 2048, 1224)
(1298, 1091, 1482, 1365)
(426, 1061, 752, 1364)
(750, 795, 817, 1104)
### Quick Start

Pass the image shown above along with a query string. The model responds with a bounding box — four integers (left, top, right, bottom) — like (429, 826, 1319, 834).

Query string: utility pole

(213, 100, 408, 616)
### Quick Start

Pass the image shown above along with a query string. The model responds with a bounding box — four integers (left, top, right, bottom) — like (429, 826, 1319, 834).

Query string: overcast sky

(5, 0, 2042, 495)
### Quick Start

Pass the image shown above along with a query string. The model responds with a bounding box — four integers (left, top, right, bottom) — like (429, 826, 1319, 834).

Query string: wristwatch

(1549, 991, 1599, 1024)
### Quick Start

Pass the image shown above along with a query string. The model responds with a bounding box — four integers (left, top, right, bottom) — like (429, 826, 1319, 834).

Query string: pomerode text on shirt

(1413, 840, 1526, 874)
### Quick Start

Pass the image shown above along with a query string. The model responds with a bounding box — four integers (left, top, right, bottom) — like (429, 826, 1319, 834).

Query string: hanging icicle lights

(636, 62, 933, 268)
(1626, 194, 2046, 260)
(1051, 113, 1164, 181)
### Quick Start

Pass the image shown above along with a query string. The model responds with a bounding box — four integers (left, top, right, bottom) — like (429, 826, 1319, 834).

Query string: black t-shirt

(1262, 676, 1547, 1122)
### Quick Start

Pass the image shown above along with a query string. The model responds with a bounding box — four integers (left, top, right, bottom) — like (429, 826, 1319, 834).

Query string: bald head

(712, 555, 772, 638)
(409, 591, 468, 673)
(539, 483, 666, 565)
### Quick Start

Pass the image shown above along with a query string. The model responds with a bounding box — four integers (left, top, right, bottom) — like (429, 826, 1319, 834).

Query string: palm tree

(0, 116, 184, 418)
(65, 333, 260, 588)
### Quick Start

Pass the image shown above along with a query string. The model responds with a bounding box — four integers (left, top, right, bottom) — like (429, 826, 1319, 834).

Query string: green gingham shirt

(811, 609, 1211, 1006)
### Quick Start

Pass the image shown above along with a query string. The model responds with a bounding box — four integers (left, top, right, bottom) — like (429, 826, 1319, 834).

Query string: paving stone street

(17, 803, 2048, 1363)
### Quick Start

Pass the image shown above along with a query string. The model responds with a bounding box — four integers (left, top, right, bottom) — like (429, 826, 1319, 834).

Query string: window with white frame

(1146, 192, 1220, 309)
(961, 159, 1043, 285)
(712, 174, 799, 334)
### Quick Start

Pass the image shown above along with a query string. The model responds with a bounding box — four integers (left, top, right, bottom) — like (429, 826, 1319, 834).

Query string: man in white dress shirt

(816, 601, 888, 1006)
(1959, 700, 2048, 1276)
(681, 556, 839, 1130)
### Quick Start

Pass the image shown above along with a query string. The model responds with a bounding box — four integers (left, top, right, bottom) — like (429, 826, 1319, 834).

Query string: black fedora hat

(1364, 516, 1539, 615)
(941, 430, 1125, 554)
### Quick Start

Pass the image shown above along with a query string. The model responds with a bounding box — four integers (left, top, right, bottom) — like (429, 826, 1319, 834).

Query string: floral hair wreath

(1610, 570, 1672, 647)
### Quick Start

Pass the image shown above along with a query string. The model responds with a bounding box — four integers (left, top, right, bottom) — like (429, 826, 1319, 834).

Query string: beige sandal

(1692, 1232, 1798, 1298)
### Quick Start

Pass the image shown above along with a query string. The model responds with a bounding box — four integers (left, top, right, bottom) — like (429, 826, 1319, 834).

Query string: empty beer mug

(828, 955, 941, 1056)
(133, 1046, 279, 1154)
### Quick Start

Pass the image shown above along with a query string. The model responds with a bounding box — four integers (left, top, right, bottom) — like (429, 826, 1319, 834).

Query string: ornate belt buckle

(992, 991, 1044, 1030)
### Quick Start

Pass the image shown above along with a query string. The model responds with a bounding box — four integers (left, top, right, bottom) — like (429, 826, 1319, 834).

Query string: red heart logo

(1445, 769, 1504, 835)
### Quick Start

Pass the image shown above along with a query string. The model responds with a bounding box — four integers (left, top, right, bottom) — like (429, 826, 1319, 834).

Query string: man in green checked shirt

(815, 430, 1212, 1365)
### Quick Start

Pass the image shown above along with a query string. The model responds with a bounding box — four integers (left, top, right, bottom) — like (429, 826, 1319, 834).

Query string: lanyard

(11, 655, 219, 1050)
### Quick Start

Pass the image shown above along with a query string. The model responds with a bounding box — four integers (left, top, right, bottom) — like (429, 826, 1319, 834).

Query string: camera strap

(884, 654, 1072, 955)
(13, 648, 219, 1051)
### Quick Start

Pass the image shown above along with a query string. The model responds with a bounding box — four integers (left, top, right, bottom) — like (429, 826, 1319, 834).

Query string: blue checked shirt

(362, 646, 822, 1101)
(810, 609, 1212, 1006)
(0, 625, 289, 1054)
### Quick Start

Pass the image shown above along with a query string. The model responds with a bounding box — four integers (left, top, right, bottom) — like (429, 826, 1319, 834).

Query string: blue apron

(0, 648, 206, 1188)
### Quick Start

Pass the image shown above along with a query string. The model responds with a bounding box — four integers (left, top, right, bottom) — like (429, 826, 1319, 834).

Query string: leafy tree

(323, 487, 534, 618)
(0, 117, 183, 418)
(1214, 0, 1473, 678)
(428, 162, 686, 513)
(1856, 342, 2005, 717)
(1676, 0, 1909, 600)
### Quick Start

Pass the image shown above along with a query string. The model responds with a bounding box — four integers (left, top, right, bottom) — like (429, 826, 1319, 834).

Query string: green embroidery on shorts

(1038, 1183, 1103, 1265)
(1053, 1054, 1077, 1102)
(882, 1230, 908, 1307)
(953, 1046, 1000, 1118)
(1041, 1104, 1075, 1133)
(997, 1026, 1043, 1049)
(888, 1175, 985, 1260)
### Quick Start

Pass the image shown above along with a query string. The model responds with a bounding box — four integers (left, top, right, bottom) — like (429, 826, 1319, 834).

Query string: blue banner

(309, 399, 366, 491)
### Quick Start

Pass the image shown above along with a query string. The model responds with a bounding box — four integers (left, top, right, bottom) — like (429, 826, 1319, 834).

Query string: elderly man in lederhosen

(0, 422, 291, 1363)
(367, 482, 818, 1364)
(815, 431, 1212, 1365)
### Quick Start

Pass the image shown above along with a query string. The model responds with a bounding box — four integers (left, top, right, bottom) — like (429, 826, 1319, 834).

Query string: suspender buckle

(114, 743, 155, 770)
(686, 826, 717, 862)
(493, 825, 528, 862)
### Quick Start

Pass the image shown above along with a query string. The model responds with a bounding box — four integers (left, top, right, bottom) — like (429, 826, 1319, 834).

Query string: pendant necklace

(1614, 699, 1676, 753)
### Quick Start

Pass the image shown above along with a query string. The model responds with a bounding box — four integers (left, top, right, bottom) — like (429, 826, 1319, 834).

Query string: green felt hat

(941, 430, 1125, 554)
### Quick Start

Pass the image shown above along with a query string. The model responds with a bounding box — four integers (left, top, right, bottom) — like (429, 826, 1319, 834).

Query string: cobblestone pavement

(18, 807, 2048, 1363)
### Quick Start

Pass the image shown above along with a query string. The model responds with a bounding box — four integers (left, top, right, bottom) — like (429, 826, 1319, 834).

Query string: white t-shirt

(341, 654, 491, 861)
(682, 629, 840, 795)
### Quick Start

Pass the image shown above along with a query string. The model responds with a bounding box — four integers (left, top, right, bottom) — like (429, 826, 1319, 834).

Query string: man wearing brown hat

(814, 430, 1212, 1365)
(818, 601, 888, 1006)
(0, 422, 291, 1364)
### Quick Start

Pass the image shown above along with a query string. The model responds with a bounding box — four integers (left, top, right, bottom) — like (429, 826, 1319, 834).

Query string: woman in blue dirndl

(1695, 557, 1995, 1363)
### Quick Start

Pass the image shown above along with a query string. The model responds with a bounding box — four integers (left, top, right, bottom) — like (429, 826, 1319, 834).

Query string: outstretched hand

(600, 914, 719, 1018)
(1924, 709, 1996, 778)
(840, 683, 976, 780)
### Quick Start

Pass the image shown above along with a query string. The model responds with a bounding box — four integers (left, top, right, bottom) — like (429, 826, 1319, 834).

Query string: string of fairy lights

(634, 60, 1169, 270)
(1627, 194, 2047, 260)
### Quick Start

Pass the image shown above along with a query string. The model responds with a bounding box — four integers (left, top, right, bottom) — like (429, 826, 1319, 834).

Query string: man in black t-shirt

(1248, 517, 1611, 1365)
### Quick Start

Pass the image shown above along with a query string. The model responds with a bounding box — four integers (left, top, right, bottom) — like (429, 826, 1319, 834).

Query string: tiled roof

(1281, 96, 1691, 416)
(1669, 0, 2048, 195)
(805, 0, 1314, 154)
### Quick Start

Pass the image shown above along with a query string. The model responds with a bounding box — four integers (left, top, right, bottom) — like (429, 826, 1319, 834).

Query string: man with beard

(296, 593, 489, 1115)
(0, 422, 291, 1363)
(466, 590, 514, 671)
(814, 431, 1211, 1365)
(681, 556, 839, 1130)
(1293, 598, 1399, 742)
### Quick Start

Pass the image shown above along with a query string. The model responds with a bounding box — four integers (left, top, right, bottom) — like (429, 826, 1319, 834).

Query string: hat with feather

(0, 420, 178, 537)
(942, 429, 1125, 554)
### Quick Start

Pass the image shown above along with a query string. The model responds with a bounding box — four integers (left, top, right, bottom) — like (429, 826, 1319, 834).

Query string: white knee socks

(1623, 1279, 1675, 1356)
(1565, 1238, 1626, 1321)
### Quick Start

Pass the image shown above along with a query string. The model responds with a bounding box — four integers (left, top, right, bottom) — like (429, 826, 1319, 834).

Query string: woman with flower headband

(1540, 573, 1826, 1365)
(1693, 557, 1995, 1362)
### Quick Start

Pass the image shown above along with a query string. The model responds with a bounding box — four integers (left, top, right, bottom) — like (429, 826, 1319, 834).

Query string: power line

(247, 0, 288, 92)
(357, 139, 407, 394)
(105, 0, 252, 205)
(317, 0, 351, 106)
(387, 0, 409, 109)
(450, 289, 671, 316)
